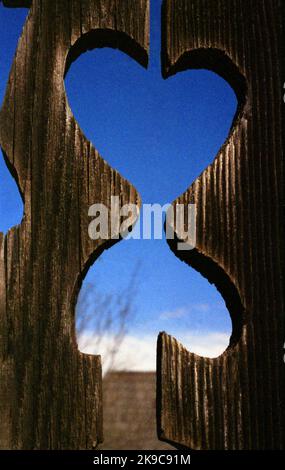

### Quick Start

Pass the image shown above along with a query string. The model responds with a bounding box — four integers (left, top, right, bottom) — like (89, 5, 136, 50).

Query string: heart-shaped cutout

(64, 12, 238, 371)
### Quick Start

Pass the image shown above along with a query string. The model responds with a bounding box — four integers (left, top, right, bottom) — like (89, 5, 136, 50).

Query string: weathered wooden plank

(158, 0, 284, 450)
(0, 0, 149, 449)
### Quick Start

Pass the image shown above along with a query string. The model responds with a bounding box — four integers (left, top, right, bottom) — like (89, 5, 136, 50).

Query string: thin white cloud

(159, 307, 187, 320)
(158, 302, 222, 321)
(78, 330, 230, 375)
(192, 302, 211, 313)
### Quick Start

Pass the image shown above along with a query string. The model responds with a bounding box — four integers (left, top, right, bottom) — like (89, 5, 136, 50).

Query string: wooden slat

(158, 0, 284, 450)
(0, 0, 149, 449)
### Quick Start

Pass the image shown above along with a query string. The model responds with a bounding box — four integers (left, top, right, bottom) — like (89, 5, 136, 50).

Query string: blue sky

(0, 1, 237, 369)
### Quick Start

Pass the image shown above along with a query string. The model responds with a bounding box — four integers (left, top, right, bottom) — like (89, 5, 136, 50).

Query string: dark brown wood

(0, 0, 149, 449)
(158, 0, 284, 450)
(2, 1, 32, 8)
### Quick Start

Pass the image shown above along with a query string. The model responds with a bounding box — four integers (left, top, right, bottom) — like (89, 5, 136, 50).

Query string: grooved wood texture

(0, 0, 149, 449)
(158, 0, 284, 450)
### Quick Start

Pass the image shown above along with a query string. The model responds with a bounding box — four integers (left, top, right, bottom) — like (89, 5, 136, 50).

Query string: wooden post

(0, 0, 149, 449)
(158, 0, 284, 450)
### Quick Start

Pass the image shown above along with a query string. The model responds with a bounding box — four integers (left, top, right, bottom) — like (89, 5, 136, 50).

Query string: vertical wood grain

(0, 0, 149, 449)
(158, 0, 284, 450)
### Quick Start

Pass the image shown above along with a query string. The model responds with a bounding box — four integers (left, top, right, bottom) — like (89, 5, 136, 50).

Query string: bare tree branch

(76, 263, 140, 372)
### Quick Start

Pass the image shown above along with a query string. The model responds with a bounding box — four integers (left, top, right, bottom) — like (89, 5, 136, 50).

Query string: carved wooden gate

(0, 0, 284, 450)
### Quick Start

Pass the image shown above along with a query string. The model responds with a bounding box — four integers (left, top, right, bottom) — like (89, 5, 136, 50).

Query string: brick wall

(101, 372, 173, 450)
